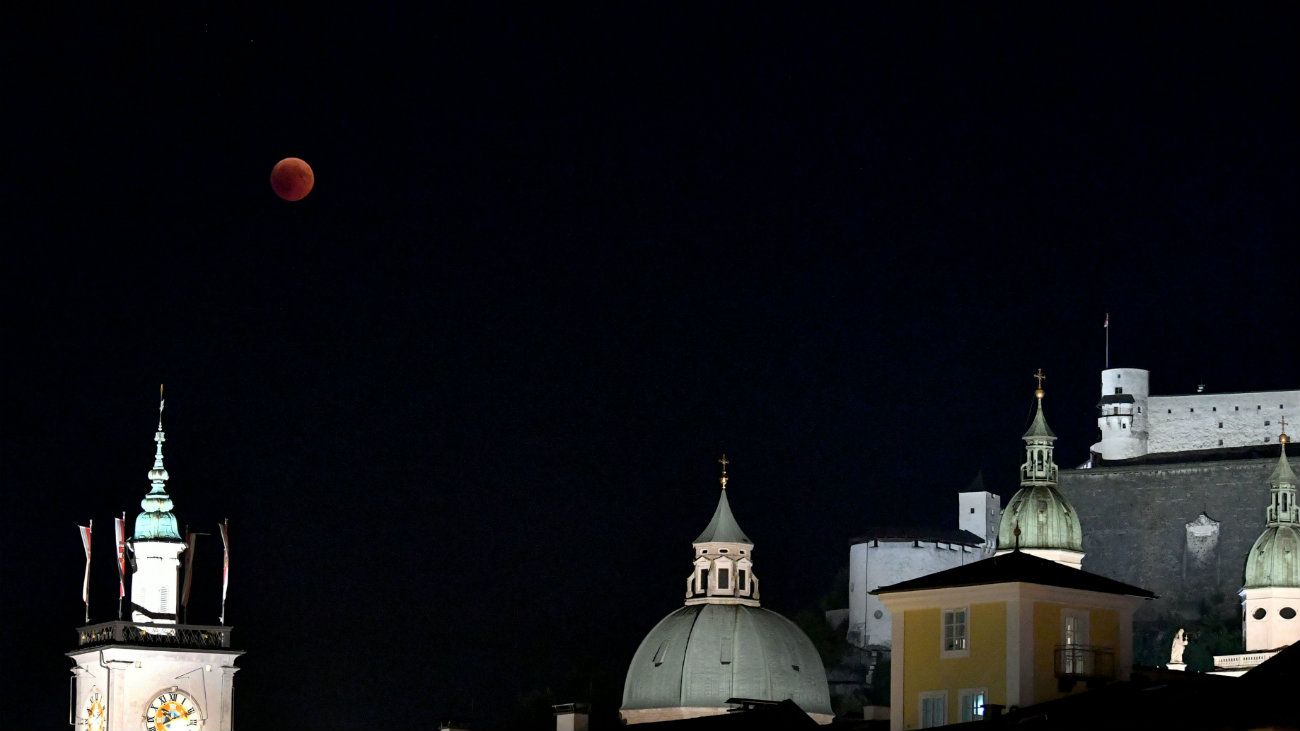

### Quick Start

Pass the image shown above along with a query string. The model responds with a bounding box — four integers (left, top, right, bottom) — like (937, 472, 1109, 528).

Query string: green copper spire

(1244, 428, 1299, 588)
(1022, 369, 1057, 440)
(997, 372, 1083, 556)
(1268, 426, 1297, 489)
(694, 455, 752, 544)
(134, 387, 182, 542)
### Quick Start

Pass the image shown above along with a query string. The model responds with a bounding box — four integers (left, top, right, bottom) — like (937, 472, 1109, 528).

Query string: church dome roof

(997, 484, 1083, 552)
(621, 604, 832, 719)
(1245, 525, 1300, 588)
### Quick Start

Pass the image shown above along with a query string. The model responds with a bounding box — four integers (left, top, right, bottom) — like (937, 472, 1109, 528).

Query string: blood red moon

(270, 158, 314, 201)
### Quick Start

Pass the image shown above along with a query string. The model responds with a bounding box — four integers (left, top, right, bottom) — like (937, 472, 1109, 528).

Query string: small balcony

(75, 621, 233, 650)
(1054, 645, 1115, 690)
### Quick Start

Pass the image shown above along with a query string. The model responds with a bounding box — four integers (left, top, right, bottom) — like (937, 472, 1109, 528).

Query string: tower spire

(134, 385, 182, 542)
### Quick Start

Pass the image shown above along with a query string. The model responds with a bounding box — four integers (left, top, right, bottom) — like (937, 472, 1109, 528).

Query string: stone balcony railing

(1212, 651, 1277, 670)
(76, 621, 233, 650)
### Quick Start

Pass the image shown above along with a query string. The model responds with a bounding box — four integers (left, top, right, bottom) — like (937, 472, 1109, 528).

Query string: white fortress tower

(1090, 367, 1298, 463)
(67, 397, 241, 731)
(1092, 368, 1150, 461)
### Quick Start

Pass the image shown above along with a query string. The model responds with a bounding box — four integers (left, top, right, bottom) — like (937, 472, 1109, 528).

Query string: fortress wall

(1145, 391, 1298, 454)
(1058, 458, 1279, 620)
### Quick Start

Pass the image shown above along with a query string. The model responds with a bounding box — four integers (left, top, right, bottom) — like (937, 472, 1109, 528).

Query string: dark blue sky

(5, 4, 1295, 729)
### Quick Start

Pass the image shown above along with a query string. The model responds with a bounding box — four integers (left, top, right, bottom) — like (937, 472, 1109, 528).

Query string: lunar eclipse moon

(270, 157, 314, 201)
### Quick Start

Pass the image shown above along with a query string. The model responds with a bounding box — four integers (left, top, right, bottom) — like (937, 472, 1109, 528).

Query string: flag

(1104, 312, 1109, 328)
(114, 515, 127, 599)
(181, 531, 198, 609)
(219, 519, 229, 623)
(78, 521, 93, 614)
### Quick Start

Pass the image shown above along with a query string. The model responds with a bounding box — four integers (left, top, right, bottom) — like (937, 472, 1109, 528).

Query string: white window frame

(941, 606, 970, 658)
(958, 687, 987, 722)
(918, 690, 948, 728)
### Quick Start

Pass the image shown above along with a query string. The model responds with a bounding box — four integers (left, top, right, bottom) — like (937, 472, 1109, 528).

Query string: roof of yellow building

(871, 550, 1155, 598)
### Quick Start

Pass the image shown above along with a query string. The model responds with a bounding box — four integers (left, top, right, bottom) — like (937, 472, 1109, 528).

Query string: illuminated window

(942, 608, 968, 654)
(959, 689, 987, 722)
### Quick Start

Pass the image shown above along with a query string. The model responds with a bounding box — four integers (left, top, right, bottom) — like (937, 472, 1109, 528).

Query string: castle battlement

(1089, 368, 1297, 463)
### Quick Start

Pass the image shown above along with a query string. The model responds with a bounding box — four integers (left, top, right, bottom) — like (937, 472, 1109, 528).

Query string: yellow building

(875, 550, 1153, 730)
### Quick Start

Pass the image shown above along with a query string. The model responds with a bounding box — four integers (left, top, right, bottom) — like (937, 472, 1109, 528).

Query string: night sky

(5, 5, 1296, 730)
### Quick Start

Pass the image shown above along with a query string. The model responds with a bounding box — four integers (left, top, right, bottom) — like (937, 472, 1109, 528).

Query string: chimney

(553, 703, 590, 731)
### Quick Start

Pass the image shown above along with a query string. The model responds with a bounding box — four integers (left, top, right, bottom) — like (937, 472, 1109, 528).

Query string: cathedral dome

(1245, 525, 1300, 588)
(994, 376, 1085, 567)
(621, 604, 833, 723)
(997, 485, 1083, 552)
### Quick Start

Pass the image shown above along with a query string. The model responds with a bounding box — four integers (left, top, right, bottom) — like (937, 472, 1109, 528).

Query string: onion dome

(622, 457, 832, 724)
(134, 390, 182, 542)
(1244, 431, 1299, 589)
(997, 372, 1084, 560)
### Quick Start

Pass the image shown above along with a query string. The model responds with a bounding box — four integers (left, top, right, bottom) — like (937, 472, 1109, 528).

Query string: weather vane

(719, 454, 729, 490)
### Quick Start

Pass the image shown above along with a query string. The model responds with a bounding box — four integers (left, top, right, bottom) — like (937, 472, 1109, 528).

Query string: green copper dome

(997, 484, 1083, 552)
(1244, 525, 1300, 588)
(1244, 441, 1299, 588)
(622, 604, 832, 719)
(996, 383, 1083, 554)
(134, 414, 183, 542)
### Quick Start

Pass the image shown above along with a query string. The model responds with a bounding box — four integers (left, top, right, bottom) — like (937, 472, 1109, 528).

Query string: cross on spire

(719, 454, 729, 490)
(1033, 368, 1046, 399)
(1281, 416, 1289, 445)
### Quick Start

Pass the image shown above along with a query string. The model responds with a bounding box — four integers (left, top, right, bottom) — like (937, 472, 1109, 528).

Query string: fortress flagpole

(1104, 312, 1109, 368)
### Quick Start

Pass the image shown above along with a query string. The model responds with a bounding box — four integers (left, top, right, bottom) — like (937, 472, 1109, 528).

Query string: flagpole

(219, 518, 229, 626)
(1105, 312, 1110, 369)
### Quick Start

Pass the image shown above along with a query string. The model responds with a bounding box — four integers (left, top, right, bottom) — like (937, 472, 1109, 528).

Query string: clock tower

(67, 397, 242, 731)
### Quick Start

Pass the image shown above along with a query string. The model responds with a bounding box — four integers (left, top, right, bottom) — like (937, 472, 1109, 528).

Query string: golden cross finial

(719, 454, 729, 490)
(1281, 417, 1289, 445)
(1033, 368, 1046, 399)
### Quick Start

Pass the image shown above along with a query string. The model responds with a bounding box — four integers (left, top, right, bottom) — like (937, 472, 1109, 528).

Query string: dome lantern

(997, 372, 1085, 568)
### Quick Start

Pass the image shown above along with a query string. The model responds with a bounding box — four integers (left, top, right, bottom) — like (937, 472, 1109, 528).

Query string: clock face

(85, 688, 106, 731)
(144, 690, 201, 731)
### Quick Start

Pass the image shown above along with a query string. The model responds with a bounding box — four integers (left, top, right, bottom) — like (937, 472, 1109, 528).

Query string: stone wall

(1146, 392, 1297, 454)
(1058, 456, 1279, 621)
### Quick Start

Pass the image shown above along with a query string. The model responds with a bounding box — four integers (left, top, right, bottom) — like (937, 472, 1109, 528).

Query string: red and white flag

(219, 519, 230, 624)
(114, 515, 127, 599)
(78, 521, 93, 616)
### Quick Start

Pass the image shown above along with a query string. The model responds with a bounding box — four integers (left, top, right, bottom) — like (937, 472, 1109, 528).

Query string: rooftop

(871, 550, 1155, 598)
(848, 528, 985, 547)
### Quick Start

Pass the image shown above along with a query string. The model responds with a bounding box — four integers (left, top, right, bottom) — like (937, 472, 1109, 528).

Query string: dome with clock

(620, 457, 834, 725)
